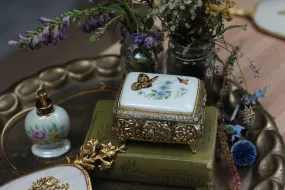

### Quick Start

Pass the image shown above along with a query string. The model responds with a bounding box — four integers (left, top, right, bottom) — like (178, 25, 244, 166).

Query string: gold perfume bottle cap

(36, 89, 54, 116)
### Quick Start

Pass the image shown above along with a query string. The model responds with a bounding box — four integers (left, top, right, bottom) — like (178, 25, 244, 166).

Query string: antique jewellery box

(113, 72, 206, 153)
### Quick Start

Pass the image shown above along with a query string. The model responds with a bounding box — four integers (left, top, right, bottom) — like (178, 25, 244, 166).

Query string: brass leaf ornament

(67, 139, 126, 171)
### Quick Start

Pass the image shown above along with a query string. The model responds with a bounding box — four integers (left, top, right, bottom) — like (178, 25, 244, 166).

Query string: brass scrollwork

(113, 118, 202, 153)
(28, 176, 69, 190)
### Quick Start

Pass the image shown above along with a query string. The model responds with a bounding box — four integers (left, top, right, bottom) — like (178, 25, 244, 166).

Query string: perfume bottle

(24, 89, 71, 158)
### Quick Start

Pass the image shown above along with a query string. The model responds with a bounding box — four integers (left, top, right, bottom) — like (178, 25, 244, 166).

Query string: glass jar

(120, 32, 163, 76)
(165, 38, 215, 104)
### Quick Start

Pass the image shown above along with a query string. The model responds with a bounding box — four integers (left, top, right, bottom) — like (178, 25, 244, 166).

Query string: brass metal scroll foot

(188, 140, 197, 154)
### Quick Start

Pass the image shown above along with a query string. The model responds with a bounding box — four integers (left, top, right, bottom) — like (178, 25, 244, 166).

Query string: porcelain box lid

(114, 72, 206, 123)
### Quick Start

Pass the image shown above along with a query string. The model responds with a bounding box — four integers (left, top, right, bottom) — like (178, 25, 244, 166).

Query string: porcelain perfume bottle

(25, 89, 71, 158)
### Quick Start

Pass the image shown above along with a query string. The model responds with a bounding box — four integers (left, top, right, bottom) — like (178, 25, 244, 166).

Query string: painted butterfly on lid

(177, 77, 189, 85)
(131, 74, 159, 91)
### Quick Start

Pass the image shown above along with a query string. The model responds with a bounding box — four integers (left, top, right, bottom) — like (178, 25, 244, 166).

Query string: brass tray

(0, 55, 284, 190)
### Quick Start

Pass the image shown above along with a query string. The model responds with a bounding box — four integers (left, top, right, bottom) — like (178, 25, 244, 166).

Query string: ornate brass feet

(188, 139, 197, 154)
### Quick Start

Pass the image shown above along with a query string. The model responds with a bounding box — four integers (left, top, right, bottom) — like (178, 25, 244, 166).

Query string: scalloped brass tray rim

(0, 88, 118, 173)
(0, 54, 121, 95)
(0, 163, 92, 190)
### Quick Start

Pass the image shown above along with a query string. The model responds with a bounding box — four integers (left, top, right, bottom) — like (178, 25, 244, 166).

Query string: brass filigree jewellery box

(113, 72, 207, 153)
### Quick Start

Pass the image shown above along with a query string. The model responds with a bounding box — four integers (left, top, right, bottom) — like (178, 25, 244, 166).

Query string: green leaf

(89, 35, 98, 42)
(68, 11, 74, 16)
(30, 126, 34, 133)
(216, 24, 247, 36)
(145, 18, 154, 29)
(182, 45, 190, 56)
(151, 93, 156, 96)
(73, 9, 81, 13)
(35, 124, 39, 130)
(151, 89, 157, 92)
(48, 127, 52, 132)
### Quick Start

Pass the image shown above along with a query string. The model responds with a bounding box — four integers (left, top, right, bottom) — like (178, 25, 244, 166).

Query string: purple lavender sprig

(8, 8, 99, 50)
(131, 32, 162, 47)
(79, 11, 116, 33)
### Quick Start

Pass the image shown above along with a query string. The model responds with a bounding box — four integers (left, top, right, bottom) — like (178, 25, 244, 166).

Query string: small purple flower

(38, 17, 52, 23)
(59, 27, 68, 40)
(109, 11, 116, 18)
(62, 16, 70, 26)
(143, 33, 162, 47)
(97, 17, 105, 26)
(224, 67, 233, 76)
(143, 36, 156, 47)
(32, 128, 47, 140)
(103, 14, 110, 22)
(8, 40, 18, 45)
(52, 25, 60, 43)
(42, 26, 49, 39)
(131, 33, 145, 45)
(250, 62, 261, 78)
(214, 65, 223, 74)
(32, 35, 40, 47)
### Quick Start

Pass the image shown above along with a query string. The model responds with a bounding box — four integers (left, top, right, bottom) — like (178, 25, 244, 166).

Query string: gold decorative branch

(67, 139, 126, 171)
(29, 176, 69, 190)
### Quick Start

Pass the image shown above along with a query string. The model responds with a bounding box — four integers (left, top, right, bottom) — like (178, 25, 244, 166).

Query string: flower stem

(122, 0, 139, 31)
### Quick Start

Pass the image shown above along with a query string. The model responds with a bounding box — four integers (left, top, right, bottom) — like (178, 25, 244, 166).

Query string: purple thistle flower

(231, 140, 257, 167)
(62, 16, 70, 26)
(8, 40, 18, 45)
(38, 17, 52, 23)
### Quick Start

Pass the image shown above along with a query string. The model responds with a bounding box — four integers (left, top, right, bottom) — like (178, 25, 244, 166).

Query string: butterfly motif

(131, 74, 159, 91)
(177, 77, 189, 85)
